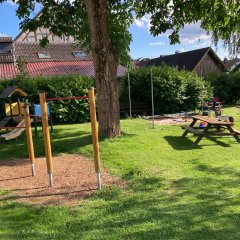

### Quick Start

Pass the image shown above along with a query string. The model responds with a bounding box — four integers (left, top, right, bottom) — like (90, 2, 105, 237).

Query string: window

(73, 51, 86, 58)
(38, 52, 51, 59)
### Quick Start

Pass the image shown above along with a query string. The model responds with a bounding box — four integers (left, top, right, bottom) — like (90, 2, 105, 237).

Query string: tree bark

(84, 0, 121, 138)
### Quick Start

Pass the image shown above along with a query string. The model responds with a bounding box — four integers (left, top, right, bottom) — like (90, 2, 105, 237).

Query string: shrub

(120, 65, 212, 114)
(205, 72, 240, 103)
(0, 74, 94, 123)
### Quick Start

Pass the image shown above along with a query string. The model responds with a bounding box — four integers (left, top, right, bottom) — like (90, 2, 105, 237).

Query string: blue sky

(0, 2, 234, 60)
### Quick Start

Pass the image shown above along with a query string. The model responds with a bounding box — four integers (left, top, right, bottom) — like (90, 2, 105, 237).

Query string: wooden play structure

(0, 86, 53, 140)
(0, 86, 29, 140)
(23, 87, 101, 189)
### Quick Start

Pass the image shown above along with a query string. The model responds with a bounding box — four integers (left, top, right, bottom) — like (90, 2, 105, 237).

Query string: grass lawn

(1, 106, 240, 239)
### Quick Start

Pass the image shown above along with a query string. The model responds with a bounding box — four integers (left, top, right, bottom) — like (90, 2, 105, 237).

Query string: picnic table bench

(120, 101, 150, 116)
(181, 115, 240, 145)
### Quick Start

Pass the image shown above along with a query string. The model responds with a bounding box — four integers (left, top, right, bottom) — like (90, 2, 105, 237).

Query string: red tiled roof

(0, 61, 126, 79)
(0, 64, 18, 79)
(26, 61, 126, 78)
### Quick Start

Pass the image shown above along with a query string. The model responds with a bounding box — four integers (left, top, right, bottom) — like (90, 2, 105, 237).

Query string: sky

(0, 2, 236, 60)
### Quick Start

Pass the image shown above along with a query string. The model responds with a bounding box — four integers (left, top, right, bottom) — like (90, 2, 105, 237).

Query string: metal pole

(49, 104, 54, 134)
(151, 68, 155, 128)
(39, 91, 54, 187)
(33, 104, 38, 137)
(201, 69, 203, 112)
(128, 73, 132, 118)
(88, 87, 101, 190)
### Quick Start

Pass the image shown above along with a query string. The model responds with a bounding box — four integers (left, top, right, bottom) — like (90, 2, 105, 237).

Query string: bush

(205, 72, 240, 103)
(120, 65, 212, 114)
(0, 74, 94, 123)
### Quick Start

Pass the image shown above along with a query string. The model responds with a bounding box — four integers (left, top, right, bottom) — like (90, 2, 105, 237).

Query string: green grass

(1, 106, 240, 239)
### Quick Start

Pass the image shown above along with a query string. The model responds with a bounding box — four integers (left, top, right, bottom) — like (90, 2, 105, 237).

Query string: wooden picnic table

(182, 115, 240, 145)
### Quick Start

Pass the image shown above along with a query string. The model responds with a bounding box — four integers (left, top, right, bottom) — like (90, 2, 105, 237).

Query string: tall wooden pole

(24, 104, 36, 176)
(88, 87, 101, 190)
(39, 91, 53, 186)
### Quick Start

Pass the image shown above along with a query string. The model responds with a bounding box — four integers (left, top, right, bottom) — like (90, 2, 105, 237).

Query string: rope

(45, 96, 88, 101)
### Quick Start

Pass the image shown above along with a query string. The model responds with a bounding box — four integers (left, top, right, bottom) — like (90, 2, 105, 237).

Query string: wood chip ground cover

(0, 154, 124, 206)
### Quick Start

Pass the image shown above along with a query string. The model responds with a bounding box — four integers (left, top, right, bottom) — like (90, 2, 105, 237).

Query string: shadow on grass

(164, 136, 202, 150)
(1, 160, 240, 239)
(0, 128, 93, 161)
(204, 136, 232, 147)
(0, 127, 137, 162)
(164, 135, 233, 150)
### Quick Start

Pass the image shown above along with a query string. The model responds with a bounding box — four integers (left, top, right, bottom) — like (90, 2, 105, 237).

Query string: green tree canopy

(8, 0, 240, 57)
(1, 0, 239, 137)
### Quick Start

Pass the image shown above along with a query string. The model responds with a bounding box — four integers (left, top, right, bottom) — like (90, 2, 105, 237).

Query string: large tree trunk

(84, 0, 121, 138)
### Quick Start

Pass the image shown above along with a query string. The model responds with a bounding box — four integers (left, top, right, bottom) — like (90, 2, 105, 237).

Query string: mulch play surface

(153, 117, 192, 125)
(0, 154, 124, 206)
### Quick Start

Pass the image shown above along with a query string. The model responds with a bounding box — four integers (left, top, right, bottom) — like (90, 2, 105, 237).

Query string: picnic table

(182, 115, 240, 145)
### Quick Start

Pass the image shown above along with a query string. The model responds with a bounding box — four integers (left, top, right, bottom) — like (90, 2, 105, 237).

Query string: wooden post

(39, 91, 54, 186)
(88, 87, 101, 190)
(24, 104, 36, 176)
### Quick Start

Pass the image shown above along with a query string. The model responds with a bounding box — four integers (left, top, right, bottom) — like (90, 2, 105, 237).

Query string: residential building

(0, 11, 126, 79)
(136, 47, 228, 77)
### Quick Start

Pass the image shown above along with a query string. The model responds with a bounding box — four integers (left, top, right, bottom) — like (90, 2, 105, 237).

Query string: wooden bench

(120, 101, 150, 116)
(181, 125, 203, 136)
(233, 129, 240, 135)
(182, 115, 240, 145)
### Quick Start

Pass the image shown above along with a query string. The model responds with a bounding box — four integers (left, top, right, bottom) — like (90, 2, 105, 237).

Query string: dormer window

(73, 51, 86, 58)
(38, 52, 51, 59)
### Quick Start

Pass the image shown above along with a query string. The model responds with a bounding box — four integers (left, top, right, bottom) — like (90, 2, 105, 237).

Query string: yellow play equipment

(0, 86, 28, 140)
(5, 102, 25, 116)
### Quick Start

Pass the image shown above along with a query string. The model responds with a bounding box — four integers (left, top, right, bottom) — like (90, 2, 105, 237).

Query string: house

(0, 11, 126, 80)
(224, 58, 240, 73)
(136, 47, 228, 77)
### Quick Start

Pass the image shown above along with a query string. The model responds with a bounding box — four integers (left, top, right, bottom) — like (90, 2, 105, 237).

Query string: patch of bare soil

(0, 154, 124, 206)
(153, 117, 192, 125)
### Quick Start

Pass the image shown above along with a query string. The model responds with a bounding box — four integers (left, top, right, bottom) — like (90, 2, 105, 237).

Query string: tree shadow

(2, 161, 240, 239)
(0, 129, 93, 161)
(164, 136, 202, 150)
(0, 126, 137, 162)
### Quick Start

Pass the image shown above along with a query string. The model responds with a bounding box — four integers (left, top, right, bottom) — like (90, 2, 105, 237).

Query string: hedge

(205, 72, 240, 103)
(0, 74, 94, 123)
(120, 65, 212, 114)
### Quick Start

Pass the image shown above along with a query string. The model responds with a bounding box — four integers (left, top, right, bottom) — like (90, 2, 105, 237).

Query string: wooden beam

(88, 87, 101, 190)
(39, 91, 54, 186)
(24, 104, 36, 176)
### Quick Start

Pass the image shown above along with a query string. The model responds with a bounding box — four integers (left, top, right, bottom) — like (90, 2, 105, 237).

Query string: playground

(1, 106, 240, 239)
(1, 92, 240, 239)
(0, 86, 106, 204)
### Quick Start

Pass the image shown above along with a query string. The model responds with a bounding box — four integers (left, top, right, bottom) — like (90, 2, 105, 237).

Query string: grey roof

(0, 38, 14, 63)
(0, 86, 28, 98)
(0, 37, 13, 43)
(137, 47, 228, 72)
(15, 42, 92, 62)
(0, 54, 14, 63)
(224, 58, 240, 70)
